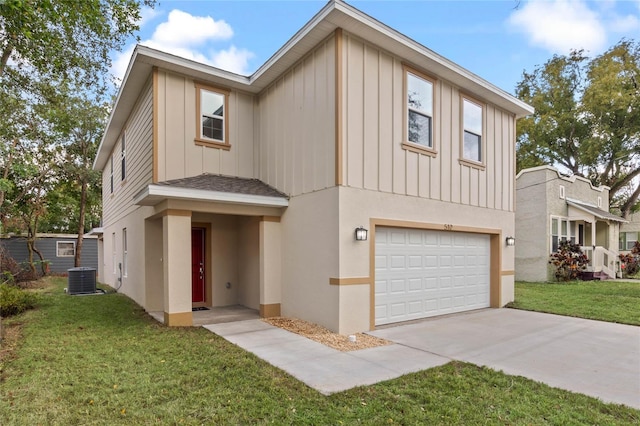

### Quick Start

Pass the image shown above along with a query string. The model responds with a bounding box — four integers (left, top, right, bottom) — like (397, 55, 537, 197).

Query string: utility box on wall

(67, 267, 97, 295)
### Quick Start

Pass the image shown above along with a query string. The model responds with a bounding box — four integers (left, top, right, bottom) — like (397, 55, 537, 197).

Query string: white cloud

(210, 46, 255, 75)
(607, 14, 640, 33)
(112, 9, 254, 82)
(507, 0, 607, 54)
(151, 9, 233, 48)
(138, 6, 161, 27)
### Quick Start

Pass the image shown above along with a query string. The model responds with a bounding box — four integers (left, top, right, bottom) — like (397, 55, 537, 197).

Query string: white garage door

(375, 227, 490, 325)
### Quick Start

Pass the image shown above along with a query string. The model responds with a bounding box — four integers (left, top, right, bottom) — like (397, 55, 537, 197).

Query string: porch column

(259, 217, 282, 317)
(162, 210, 193, 326)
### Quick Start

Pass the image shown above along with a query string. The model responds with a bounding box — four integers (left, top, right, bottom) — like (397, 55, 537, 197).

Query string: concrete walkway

(204, 309, 640, 409)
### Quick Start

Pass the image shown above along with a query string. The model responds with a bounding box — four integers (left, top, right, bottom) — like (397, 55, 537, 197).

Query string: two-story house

(93, 0, 533, 334)
(515, 166, 625, 282)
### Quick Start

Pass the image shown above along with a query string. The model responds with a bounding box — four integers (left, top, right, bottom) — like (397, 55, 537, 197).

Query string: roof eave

(133, 184, 289, 208)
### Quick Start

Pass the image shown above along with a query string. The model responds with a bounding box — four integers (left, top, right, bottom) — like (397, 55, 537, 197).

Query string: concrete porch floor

(149, 305, 260, 326)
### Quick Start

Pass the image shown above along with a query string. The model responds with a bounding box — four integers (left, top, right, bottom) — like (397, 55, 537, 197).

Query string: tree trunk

(75, 176, 88, 267)
(620, 184, 640, 219)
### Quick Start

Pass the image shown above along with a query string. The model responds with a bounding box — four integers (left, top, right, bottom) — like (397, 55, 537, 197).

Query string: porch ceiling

(134, 174, 289, 208)
(566, 200, 626, 223)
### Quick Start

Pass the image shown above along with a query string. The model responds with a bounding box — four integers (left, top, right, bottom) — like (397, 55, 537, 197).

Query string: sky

(112, 0, 640, 96)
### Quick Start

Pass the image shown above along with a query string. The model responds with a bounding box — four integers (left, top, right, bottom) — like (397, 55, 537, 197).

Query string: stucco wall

(335, 186, 515, 334)
(279, 188, 340, 332)
(515, 166, 614, 282)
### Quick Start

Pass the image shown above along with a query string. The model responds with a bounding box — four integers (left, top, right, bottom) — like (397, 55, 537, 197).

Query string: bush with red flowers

(549, 240, 589, 281)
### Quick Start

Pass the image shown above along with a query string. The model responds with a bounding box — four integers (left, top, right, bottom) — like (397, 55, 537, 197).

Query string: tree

(0, 0, 155, 225)
(52, 91, 106, 267)
(516, 40, 640, 217)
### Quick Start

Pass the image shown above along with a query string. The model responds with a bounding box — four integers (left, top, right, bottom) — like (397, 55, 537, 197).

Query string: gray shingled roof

(156, 174, 288, 199)
(567, 200, 626, 223)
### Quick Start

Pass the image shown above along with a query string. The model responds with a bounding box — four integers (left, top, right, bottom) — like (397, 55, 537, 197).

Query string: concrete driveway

(369, 309, 640, 409)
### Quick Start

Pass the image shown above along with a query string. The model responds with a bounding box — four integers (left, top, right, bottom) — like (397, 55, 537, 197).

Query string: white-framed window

(559, 185, 565, 199)
(597, 196, 602, 208)
(120, 132, 126, 182)
(405, 69, 434, 148)
(551, 216, 571, 252)
(112, 232, 116, 274)
(462, 96, 484, 163)
(56, 241, 76, 257)
(122, 228, 128, 277)
(195, 83, 230, 148)
(620, 232, 638, 251)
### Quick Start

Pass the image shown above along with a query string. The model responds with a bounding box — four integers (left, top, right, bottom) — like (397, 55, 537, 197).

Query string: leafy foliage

(516, 40, 640, 217)
(0, 283, 38, 317)
(619, 241, 640, 277)
(549, 240, 589, 281)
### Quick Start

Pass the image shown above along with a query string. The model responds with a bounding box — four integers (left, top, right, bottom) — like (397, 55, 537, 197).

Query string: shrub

(619, 241, 640, 277)
(0, 283, 38, 317)
(0, 245, 22, 284)
(549, 240, 589, 281)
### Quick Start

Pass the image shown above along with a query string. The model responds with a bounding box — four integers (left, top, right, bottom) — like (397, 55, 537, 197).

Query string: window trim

(109, 156, 114, 194)
(559, 185, 565, 199)
(623, 231, 637, 251)
(550, 216, 571, 253)
(122, 228, 128, 277)
(56, 241, 76, 257)
(112, 232, 116, 275)
(402, 64, 437, 157)
(194, 82, 231, 150)
(120, 131, 126, 182)
(459, 94, 486, 169)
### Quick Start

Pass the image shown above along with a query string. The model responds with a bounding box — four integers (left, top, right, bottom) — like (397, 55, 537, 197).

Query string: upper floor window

(405, 69, 434, 150)
(461, 97, 484, 164)
(559, 185, 565, 199)
(195, 83, 230, 150)
(120, 132, 126, 181)
(110, 156, 114, 194)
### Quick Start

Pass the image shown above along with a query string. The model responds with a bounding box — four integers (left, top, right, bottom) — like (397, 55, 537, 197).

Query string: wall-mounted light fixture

(355, 226, 368, 241)
(506, 236, 515, 246)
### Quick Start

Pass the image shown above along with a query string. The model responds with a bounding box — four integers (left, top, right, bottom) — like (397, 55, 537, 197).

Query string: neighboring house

(0, 234, 99, 274)
(93, 0, 533, 333)
(620, 211, 640, 253)
(515, 166, 625, 282)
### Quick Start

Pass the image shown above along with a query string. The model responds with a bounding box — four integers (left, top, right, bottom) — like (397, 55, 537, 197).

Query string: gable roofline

(516, 165, 610, 193)
(94, 0, 533, 171)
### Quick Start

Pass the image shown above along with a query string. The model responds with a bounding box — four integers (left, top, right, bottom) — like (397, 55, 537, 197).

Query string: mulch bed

(263, 317, 391, 352)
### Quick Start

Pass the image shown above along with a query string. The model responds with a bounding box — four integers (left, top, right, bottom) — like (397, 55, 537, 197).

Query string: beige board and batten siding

(340, 33, 515, 211)
(155, 70, 256, 182)
(101, 78, 154, 301)
(102, 78, 154, 227)
(257, 34, 336, 196)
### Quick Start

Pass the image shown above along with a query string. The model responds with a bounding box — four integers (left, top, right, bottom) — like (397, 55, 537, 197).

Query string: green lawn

(1, 277, 638, 425)
(510, 280, 640, 326)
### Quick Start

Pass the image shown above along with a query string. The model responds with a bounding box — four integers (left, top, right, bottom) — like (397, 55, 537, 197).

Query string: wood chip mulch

(263, 317, 392, 352)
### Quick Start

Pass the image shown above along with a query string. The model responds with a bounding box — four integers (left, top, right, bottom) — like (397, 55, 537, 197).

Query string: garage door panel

(375, 227, 490, 325)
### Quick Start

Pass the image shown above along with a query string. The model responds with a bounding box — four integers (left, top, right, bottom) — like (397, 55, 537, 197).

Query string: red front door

(191, 228, 205, 303)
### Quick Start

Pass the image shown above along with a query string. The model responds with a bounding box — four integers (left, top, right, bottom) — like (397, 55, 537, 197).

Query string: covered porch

(135, 174, 288, 326)
(566, 199, 626, 279)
